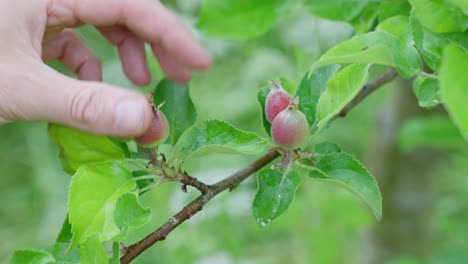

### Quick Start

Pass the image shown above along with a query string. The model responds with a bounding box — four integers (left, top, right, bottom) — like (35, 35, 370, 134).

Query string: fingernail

(115, 100, 146, 135)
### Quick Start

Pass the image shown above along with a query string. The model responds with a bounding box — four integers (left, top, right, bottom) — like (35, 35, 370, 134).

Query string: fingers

(99, 26, 151, 86)
(0, 58, 152, 137)
(152, 45, 191, 83)
(47, 0, 212, 79)
(42, 29, 102, 81)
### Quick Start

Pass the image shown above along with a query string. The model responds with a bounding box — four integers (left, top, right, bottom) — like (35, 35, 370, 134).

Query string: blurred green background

(1, 1, 467, 263)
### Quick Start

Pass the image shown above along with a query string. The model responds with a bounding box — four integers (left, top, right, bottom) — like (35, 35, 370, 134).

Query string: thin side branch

(337, 68, 398, 118)
(121, 68, 398, 264)
(120, 150, 280, 264)
(179, 174, 211, 194)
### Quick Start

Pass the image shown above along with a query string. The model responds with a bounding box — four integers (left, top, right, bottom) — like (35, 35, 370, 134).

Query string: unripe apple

(135, 108, 169, 147)
(265, 80, 293, 122)
(271, 105, 309, 150)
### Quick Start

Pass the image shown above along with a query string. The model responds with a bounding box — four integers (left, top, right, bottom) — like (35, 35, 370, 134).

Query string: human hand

(0, 0, 211, 137)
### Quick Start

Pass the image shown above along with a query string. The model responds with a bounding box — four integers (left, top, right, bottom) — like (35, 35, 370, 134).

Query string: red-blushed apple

(265, 81, 293, 122)
(135, 108, 169, 147)
(271, 105, 309, 150)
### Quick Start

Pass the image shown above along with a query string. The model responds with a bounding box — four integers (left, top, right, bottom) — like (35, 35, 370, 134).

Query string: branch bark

(120, 150, 280, 264)
(179, 174, 211, 194)
(120, 68, 398, 264)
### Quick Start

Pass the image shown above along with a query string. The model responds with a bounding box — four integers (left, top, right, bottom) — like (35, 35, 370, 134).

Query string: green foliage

(80, 235, 108, 264)
(349, 2, 380, 33)
(278, 77, 297, 95)
(10, 250, 55, 264)
(257, 87, 272, 136)
(379, 0, 411, 21)
(399, 117, 465, 151)
(114, 193, 151, 235)
(110, 243, 120, 264)
(410, 15, 468, 70)
(310, 31, 421, 78)
(45, 243, 80, 264)
(252, 169, 301, 226)
(68, 161, 147, 245)
(439, 44, 468, 140)
(304, 0, 368, 21)
(377, 16, 412, 44)
(296, 65, 341, 129)
(48, 125, 127, 173)
(56, 216, 72, 243)
(412, 75, 440, 108)
(9, 0, 468, 262)
(409, 0, 468, 33)
(153, 79, 197, 145)
(314, 142, 342, 155)
(316, 64, 370, 129)
(198, 0, 283, 39)
(306, 151, 382, 220)
(176, 120, 269, 158)
(447, 0, 468, 11)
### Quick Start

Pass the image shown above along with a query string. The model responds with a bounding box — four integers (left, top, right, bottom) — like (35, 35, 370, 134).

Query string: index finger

(46, 0, 211, 70)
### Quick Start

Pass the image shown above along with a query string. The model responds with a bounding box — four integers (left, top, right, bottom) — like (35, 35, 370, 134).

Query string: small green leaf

(308, 152, 382, 220)
(279, 77, 297, 95)
(49, 124, 126, 173)
(198, 0, 282, 39)
(410, 14, 438, 69)
(377, 16, 412, 44)
(10, 250, 55, 264)
(45, 243, 80, 264)
(109, 243, 120, 264)
(80, 236, 108, 264)
(132, 170, 155, 190)
(410, 15, 468, 70)
(176, 120, 269, 158)
(439, 44, 468, 140)
(399, 117, 465, 151)
(258, 87, 272, 136)
(68, 161, 135, 245)
(252, 169, 301, 226)
(304, 0, 367, 21)
(114, 193, 151, 235)
(379, 0, 411, 21)
(310, 31, 421, 78)
(297, 65, 341, 129)
(153, 78, 197, 146)
(314, 142, 342, 155)
(349, 2, 380, 33)
(317, 64, 371, 129)
(409, 0, 468, 33)
(56, 215, 72, 243)
(412, 75, 440, 108)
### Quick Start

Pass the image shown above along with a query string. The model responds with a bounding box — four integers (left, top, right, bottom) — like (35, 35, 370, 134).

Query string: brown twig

(120, 68, 399, 264)
(120, 150, 280, 264)
(337, 68, 398, 118)
(179, 174, 211, 194)
(139, 147, 158, 166)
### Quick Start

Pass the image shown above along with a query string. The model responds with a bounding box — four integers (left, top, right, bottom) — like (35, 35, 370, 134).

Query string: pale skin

(0, 0, 212, 137)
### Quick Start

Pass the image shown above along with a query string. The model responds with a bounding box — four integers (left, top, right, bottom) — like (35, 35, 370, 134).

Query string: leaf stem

(418, 71, 439, 80)
(132, 175, 156, 181)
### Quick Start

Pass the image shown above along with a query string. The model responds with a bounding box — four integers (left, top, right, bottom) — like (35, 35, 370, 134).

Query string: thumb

(2, 62, 152, 137)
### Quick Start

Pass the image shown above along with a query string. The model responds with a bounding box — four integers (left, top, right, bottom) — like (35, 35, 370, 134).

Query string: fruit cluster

(134, 81, 310, 150)
(265, 81, 309, 150)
